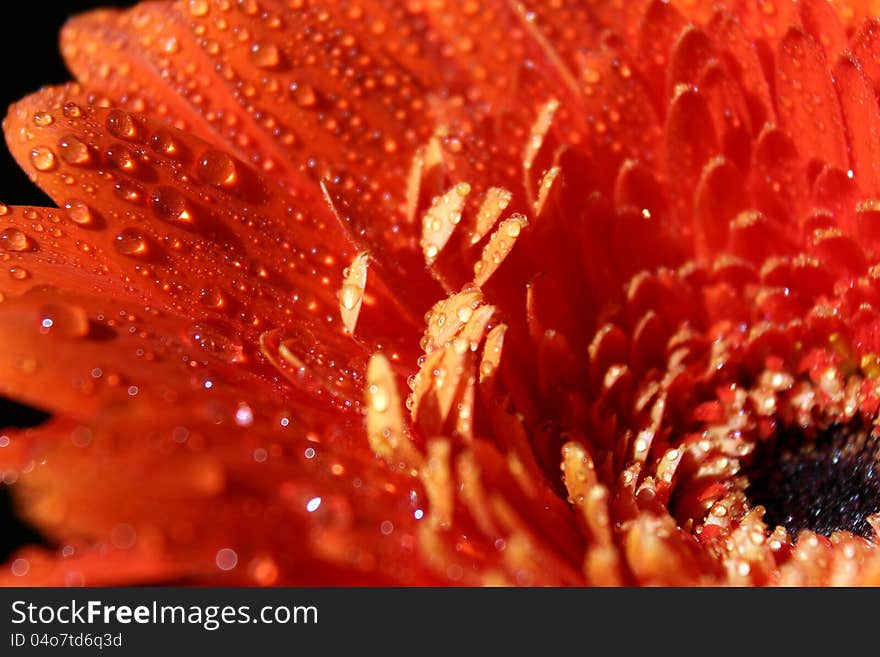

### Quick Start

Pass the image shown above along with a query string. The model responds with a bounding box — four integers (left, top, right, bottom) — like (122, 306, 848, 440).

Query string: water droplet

(187, 321, 245, 363)
(106, 109, 137, 140)
(8, 267, 29, 280)
(189, 0, 210, 17)
(62, 103, 82, 119)
(250, 42, 280, 68)
(292, 83, 317, 108)
(105, 144, 135, 170)
(63, 201, 95, 226)
(114, 228, 149, 257)
(0, 228, 33, 252)
(30, 147, 57, 172)
(32, 112, 53, 127)
(149, 130, 179, 157)
(456, 306, 474, 323)
(198, 286, 226, 309)
(0, 204, 8, 216)
(151, 186, 191, 223)
(198, 149, 236, 186)
(114, 181, 144, 204)
(38, 302, 90, 338)
(58, 134, 91, 166)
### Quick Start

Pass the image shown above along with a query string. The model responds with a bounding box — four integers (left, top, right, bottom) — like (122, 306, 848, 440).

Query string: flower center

(743, 421, 880, 539)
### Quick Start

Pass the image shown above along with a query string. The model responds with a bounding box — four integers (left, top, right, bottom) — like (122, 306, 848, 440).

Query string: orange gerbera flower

(3, 0, 880, 586)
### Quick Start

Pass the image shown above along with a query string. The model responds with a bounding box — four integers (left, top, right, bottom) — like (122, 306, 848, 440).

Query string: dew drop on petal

(105, 145, 135, 171)
(0, 228, 34, 252)
(250, 42, 280, 68)
(198, 150, 236, 186)
(38, 302, 90, 338)
(64, 201, 95, 226)
(114, 181, 144, 204)
(106, 109, 137, 140)
(198, 286, 226, 309)
(151, 186, 191, 223)
(149, 130, 179, 157)
(32, 112, 53, 127)
(188, 0, 210, 17)
(30, 147, 57, 172)
(58, 134, 91, 165)
(62, 102, 82, 119)
(114, 228, 149, 257)
(292, 83, 317, 108)
(187, 322, 246, 364)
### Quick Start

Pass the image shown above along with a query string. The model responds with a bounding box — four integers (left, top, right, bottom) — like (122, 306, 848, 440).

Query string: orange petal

(0, 286, 273, 421)
(3, 91, 359, 344)
(6, 393, 431, 585)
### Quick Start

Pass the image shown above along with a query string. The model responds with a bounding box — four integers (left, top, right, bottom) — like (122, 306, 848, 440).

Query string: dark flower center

(744, 421, 880, 539)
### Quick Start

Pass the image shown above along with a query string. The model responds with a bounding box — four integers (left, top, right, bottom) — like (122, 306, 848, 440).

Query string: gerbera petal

(3, 89, 424, 364)
(4, 91, 350, 327)
(664, 85, 717, 233)
(3, 392, 433, 585)
(637, 0, 688, 106)
(0, 286, 275, 420)
(61, 1, 445, 194)
(775, 27, 848, 172)
(707, 9, 775, 129)
(61, 0, 453, 318)
(835, 53, 880, 195)
(851, 18, 880, 92)
(797, 0, 848, 59)
(0, 545, 188, 587)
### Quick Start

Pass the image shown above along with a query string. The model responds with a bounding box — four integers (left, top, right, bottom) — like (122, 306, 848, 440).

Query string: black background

(0, 1, 135, 563)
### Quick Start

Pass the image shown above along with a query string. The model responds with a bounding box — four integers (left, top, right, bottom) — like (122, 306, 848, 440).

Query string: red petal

(707, 10, 775, 129)
(694, 156, 747, 258)
(797, 0, 847, 59)
(835, 53, 880, 195)
(637, 0, 688, 107)
(851, 18, 880, 92)
(664, 86, 717, 235)
(775, 28, 848, 172)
